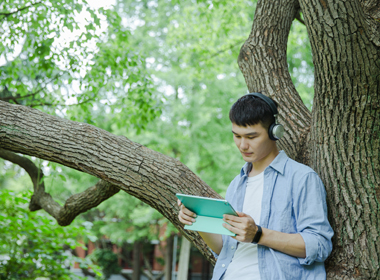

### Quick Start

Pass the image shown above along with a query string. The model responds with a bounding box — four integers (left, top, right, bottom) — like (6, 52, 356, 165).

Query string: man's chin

(241, 153, 254, 161)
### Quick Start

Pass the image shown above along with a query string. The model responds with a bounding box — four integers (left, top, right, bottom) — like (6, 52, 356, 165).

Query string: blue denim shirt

(211, 151, 334, 280)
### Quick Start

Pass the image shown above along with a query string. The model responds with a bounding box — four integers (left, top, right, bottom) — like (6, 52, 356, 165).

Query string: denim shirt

(211, 151, 334, 280)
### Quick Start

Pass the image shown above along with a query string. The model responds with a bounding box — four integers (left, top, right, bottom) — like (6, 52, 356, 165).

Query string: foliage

(0, 0, 162, 131)
(287, 19, 314, 109)
(89, 249, 121, 280)
(0, 0, 315, 274)
(0, 189, 101, 280)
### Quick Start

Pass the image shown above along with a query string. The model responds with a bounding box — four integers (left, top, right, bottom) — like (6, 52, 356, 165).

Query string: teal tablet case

(176, 193, 238, 236)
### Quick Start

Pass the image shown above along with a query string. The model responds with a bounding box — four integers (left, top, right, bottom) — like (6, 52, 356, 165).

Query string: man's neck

(249, 147, 279, 177)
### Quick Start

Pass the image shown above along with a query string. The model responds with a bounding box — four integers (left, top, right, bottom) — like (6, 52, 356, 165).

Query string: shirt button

(231, 246, 235, 250)
(222, 264, 225, 268)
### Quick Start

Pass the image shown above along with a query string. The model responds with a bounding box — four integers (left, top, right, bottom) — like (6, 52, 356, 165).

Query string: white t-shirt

(223, 171, 264, 280)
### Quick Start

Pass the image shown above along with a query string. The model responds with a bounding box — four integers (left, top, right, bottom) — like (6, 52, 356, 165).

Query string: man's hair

(229, 94, 278, 129)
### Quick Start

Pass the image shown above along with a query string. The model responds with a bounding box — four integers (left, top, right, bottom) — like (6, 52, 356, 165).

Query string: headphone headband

(244, 92, 284, 140)
(245, 92, 278, 116)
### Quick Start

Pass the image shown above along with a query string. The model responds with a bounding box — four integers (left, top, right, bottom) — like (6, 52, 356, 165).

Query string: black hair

(229, 94, 278, 129)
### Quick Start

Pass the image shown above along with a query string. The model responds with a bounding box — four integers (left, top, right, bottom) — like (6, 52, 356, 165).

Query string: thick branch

(0, 101, 218, 264)
(0, 148, 120, 226)
(238, 0, 312, 163)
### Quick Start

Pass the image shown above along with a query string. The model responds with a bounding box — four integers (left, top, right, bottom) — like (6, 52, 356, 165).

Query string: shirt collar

(240, 150, 288, 177)
(268, 150, 288, 175)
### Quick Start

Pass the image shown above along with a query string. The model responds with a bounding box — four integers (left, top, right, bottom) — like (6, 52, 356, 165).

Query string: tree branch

(238, 0, 311, 163)
(205, 40, 245, 61)
(357, 0, 380, 46)
(0, 1, 43, 19)
(0, 148, 120, 226)
(0, 100, 217, 264)
(295, 11, 305, 25)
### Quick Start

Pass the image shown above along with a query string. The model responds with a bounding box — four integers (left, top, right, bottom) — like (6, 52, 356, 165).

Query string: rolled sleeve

(294, 172, 334, 265)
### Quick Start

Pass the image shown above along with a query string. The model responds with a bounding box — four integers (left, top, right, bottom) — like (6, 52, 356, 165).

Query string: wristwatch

(251, 225, 262, 244)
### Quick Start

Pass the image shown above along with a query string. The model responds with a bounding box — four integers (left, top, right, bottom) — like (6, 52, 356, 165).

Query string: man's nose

(240, 138, 249, 150)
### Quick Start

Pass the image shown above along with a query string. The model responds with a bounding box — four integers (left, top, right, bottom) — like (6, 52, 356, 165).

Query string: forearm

(258, 228, 306, 258)
(198, 232, 223, 255)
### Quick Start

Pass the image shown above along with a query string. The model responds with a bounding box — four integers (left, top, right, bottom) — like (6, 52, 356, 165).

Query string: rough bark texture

(0, 148, 120, 226)
(238, 0, 380, 279)
(238, 0, 312, 164)
(0, 100, 218, 264)
(0, 0, 379, 278)
(301, 1, 380, 279)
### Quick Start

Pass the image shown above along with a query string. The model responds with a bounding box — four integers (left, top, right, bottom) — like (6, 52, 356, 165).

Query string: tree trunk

(1, 0, 379, 279)
(238, 0, 380, 279)
(133, 241, 141, 280)
(301, 1, 380, 279)
(177, 237, 191, 280)
(164, 234, 174, 280)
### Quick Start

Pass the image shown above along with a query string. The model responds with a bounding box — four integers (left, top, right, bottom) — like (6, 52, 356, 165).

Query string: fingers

(223, 212, 257, 243)
(177, 202, 196, 226)
(223, 214, 244, 224)
(236, 211, 248, 217)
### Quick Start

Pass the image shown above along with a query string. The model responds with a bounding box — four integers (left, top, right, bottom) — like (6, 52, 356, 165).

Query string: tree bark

(238, 0, 380, 279)
(0, 0, 379, 278)
(0, 148, 120, 226)
(0, 100, 217, 264)
(301, 1, 380, 279)
(238, 0, 312, 164)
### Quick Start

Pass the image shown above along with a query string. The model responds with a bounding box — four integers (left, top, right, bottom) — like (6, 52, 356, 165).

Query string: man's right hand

(177, 199, 196, 225)
(177, 199, 223, 255)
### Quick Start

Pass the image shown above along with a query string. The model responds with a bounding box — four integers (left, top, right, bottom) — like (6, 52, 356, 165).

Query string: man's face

(232, 122, 276, 163)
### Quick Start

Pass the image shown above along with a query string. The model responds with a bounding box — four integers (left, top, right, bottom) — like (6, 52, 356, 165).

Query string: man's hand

(223, 211, 258, 243)
(177, 199, 223, 254)
(177, 199, 196, 225)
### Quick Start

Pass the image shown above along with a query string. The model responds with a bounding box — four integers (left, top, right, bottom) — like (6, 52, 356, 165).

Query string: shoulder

(284, 159, 325, 195)
(285, 158, 319, 178)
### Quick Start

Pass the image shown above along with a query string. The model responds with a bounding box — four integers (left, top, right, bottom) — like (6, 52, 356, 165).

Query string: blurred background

(0, 0, 313, 279)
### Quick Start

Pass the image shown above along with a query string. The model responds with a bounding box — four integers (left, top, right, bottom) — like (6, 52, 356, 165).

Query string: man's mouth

(242, 152, 253, 156)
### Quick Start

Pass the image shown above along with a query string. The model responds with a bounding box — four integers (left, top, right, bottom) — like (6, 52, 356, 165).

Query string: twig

(295, 12, 305, 25)
(0, 1, 43, 19)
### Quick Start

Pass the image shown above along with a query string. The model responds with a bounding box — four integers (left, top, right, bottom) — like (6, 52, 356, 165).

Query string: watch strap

(251, 225, 262, 244)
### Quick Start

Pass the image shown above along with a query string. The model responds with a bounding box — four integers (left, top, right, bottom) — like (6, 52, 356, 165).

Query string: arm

(223, 212, 306, 258)
(223, 172, 333, 263)
(177, 200, 223, 254)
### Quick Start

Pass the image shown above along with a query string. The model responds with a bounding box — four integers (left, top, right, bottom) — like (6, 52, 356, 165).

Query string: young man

(178, 93, 334, 279)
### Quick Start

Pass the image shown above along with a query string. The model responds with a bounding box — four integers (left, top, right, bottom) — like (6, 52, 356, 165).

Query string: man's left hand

(222, 211, 258, 243)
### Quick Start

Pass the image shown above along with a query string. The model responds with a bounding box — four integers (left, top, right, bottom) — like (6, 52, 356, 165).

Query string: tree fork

(237, 0, 312, 164)
(0, 148, 120, 226)
(238, 0, 380, 278)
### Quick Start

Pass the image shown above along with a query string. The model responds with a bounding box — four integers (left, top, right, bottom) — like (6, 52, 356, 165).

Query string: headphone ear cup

(268, 123, 284, 141)
(268, 123, 276, 141)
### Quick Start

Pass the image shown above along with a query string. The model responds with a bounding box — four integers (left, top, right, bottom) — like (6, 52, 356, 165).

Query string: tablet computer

(176, 193, 238, 236)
